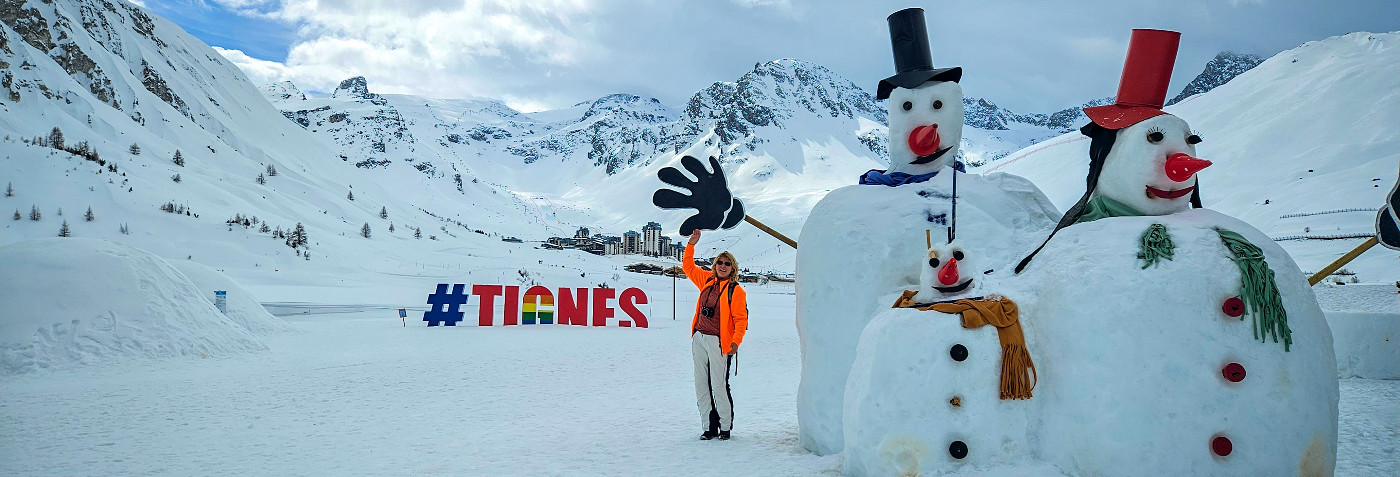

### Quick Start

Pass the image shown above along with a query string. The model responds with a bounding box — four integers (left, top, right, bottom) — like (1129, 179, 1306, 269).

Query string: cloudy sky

(139, 0, 1397, 113)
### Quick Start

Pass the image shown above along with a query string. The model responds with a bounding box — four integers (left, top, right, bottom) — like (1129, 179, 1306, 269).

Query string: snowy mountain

(2, 0, 1387, 287)
(1167, 51, 1265, 106)
(987, 31, 1400, 283)
(0, 0, 579, 298)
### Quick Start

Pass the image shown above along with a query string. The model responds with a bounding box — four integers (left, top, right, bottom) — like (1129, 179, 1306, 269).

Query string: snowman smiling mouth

(934, 278, 973, 294)
(1145, 185, 1195, 199)
(909, 146, 953, 165)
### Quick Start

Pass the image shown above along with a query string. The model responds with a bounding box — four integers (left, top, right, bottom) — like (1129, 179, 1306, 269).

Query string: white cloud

(217, 0, 600, 100)
(213, 46, 291, 85)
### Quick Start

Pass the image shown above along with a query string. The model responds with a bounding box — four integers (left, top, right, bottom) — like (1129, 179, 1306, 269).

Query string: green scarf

(1216, 228, 1293, 351)
(1075, 196, 1146, 224)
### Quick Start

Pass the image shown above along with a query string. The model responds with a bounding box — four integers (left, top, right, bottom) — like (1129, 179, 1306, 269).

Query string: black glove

(652, 156, 745, 236)
(1379, 171, 1400, 250)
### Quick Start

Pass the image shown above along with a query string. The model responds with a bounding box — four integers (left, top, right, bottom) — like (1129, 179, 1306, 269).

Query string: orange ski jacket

(683, 245, 748, 354)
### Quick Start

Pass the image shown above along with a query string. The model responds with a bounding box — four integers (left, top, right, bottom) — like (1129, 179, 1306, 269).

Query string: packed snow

(1, 1, 1397, 475)
(0, 238, 266, 374)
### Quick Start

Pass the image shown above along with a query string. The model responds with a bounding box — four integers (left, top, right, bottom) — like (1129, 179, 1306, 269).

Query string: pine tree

(361, 222, 371, 238)
(266, 164, 277, 176)
(286, 222, 308, 248)
(256, 173, 265, 185)
(379, 206, 387, 219)
(347, 190, 354, 201)
(58, 220, 70, 237)
(129, 143, 141, 155)
(84, 206, 94, 222)
(172, 173, 182, 183)
(29, 205, 40, 221)
(173, 150, 184, 167)
(120, 223, 129, 234)
(415, 227, 422, 239)
(259, 223, 270, 233)
(48, 127, 64, 150)
(12, 209, 20, 220)
(388, 223, 395, 233)
(4, 182, 12, 197)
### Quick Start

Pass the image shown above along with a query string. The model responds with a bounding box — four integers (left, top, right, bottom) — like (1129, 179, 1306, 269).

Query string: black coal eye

(1187, 134, 1203, 145)
(902, 101, 913, 111)
(952, 250, 964, 261)
(1147, 131, 1164, 143)
(928, 258, 940, 268)
(932, 100, 943, 110)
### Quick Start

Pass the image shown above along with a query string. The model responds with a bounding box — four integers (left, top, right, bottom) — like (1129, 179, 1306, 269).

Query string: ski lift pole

(743, 215, 797, 249)
(1307, 236, 1379, 286)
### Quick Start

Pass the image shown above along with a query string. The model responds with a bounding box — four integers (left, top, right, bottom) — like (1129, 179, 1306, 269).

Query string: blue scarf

(858, 162, 964, 186)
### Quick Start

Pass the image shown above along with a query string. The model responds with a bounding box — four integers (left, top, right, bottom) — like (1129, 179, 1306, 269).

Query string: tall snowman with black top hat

(794, 7, 1059, 456)
(1007, 29, 1339, 475)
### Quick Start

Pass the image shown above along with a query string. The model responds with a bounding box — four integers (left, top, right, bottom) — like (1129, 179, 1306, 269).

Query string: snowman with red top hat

(1006, 29, 1339, 476)
(795, 7, 1060, 456)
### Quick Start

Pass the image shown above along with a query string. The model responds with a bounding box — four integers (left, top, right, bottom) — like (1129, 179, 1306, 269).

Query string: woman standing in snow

(683, 229, 748, 441)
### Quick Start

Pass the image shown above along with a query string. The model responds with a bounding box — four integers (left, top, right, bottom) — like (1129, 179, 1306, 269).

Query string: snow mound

(0, 239, 265, 374)
(169, 260, 287, 335)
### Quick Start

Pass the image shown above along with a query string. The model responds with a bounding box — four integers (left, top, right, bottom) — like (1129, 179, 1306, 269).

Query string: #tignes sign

(423, 284, 649, 328)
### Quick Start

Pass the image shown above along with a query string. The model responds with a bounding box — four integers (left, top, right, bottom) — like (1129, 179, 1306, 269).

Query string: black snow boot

(700, 430, 719, 440)
(718, 430, 731, 440)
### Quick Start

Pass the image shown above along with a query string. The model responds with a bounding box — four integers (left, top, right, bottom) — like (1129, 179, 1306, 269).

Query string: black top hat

(877, 8, 961, 100)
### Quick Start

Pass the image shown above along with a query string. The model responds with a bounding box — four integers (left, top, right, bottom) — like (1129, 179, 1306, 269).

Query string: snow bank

(1326, 311, 1400, 379)
(169, 260, 287, 335)
(0, 239, 265, 374)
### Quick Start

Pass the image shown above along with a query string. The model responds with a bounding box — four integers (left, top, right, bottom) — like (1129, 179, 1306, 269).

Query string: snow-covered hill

(2, 0, 1386, 289)
(0, 0, 587, 293)
(987, 31, 1400, 283)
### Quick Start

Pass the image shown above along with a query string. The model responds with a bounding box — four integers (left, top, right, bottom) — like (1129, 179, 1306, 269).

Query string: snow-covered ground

(2, 287, 1396, 476)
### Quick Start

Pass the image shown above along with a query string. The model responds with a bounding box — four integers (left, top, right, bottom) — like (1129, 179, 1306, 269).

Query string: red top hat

(1084, 29, 1181, 130)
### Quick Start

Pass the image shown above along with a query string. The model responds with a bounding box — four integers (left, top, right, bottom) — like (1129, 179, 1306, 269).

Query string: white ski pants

(692, 332, 733, 432)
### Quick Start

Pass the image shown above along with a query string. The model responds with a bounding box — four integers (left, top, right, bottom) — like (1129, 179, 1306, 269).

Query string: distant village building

(539, 222, 683, 259)
(623, 230, 641, 254)
(642, 221, 662, 256)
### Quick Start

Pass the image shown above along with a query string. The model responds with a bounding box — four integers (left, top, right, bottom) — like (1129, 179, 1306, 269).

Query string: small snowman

(1014, 29, 1338, 475)
(794, 8, 1060, 455)
(909, 229, 978, 304)
(844, 227, 1039, 476)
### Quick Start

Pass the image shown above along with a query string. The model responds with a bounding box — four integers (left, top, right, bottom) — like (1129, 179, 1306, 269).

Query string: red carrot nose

(938, 258, 960, 285)
(908, 124, 941, 157)
(1164, 153, 1212, 182)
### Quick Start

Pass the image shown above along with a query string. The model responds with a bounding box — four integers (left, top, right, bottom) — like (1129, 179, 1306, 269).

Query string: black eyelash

(1147, 126, 1164, 135)
(1190, 130, 1204, 140)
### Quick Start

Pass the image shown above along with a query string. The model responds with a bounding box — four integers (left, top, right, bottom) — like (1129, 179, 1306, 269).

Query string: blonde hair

(713, 251, 738, 281)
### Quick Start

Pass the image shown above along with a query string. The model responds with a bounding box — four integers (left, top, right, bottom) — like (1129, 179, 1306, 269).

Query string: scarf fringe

(999, 342, 1037, 400)
(1217, 228, 1293, 351)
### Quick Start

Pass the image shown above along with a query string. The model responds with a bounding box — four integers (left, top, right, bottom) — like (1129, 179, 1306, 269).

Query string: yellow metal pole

(743, 215, 798, 249)
(1308, 236, 1379, 286)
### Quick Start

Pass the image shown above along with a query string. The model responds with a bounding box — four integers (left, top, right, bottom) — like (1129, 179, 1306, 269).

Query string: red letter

(592, 287, 616, 327)
(619, 287, 649, 328)
(473, 284, 502, 326)
(503, 286, 519, 326)
(557, 287, 589, 326)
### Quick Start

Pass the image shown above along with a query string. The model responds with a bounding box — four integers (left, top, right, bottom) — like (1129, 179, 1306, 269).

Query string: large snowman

(794, 7, 1060, 455)
(1008, 29, 1338, 476)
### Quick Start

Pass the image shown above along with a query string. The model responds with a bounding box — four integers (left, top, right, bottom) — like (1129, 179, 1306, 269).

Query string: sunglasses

(715, 260, 732, 267)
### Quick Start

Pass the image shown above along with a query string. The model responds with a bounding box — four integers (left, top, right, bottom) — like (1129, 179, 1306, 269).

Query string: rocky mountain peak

(332, 76, 374, 100)
(262, 81, 305, 102)
(1167, 51, 1264, 106)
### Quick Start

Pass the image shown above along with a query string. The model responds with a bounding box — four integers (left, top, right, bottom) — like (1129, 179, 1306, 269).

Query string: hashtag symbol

(423, 284, 469, 326)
